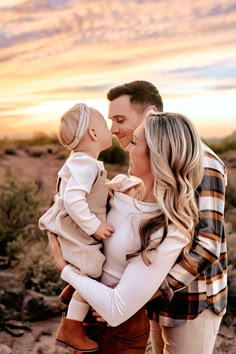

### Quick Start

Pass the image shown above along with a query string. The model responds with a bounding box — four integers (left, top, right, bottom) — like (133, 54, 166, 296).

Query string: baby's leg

(67, 291, 90, 321)
(56, 291, 99, 351)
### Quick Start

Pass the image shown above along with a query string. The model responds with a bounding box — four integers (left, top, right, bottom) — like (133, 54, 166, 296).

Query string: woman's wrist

(61, 264, 70, 282)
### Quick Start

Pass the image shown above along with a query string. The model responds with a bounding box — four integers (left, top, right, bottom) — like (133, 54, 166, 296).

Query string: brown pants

(77, 307, 150, 354)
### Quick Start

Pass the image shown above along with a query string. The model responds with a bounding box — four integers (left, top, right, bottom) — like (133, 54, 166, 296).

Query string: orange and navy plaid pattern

(147, 144, 227, 326)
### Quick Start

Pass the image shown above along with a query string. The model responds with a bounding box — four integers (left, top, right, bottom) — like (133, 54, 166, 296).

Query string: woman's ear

(88, 128, 98, 141)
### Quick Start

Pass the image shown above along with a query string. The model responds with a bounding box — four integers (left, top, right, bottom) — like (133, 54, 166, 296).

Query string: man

(107, 80, 227, 354)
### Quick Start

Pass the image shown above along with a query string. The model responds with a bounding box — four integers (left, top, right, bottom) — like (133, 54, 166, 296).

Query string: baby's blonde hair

(58, 105, 82, 149)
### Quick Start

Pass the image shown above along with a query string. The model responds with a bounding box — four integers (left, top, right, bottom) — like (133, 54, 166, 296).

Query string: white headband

(67, 103, 90, 150)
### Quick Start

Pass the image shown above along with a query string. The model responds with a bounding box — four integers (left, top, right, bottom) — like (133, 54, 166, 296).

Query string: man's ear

(143, 105, 158, 118)
(88, 128, 98, 141)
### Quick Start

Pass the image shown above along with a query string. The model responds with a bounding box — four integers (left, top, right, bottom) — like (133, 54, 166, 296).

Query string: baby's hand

(108, 181, 122, 197)
(93, 222, 114, 240)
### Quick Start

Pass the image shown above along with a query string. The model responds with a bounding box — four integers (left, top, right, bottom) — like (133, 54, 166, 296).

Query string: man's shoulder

(202, 143, 226, 175)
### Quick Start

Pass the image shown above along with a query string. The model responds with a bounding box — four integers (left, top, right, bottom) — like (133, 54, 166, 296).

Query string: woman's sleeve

(61, 225, 188, 326)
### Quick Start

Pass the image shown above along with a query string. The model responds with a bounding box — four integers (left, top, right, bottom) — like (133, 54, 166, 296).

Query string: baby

(39, 103, 113, 352)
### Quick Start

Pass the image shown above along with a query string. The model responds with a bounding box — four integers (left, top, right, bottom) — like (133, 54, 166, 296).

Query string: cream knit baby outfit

(39, 152, 108, 278)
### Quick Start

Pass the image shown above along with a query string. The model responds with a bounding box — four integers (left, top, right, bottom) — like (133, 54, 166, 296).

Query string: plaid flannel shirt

(147, 144, 228, 327)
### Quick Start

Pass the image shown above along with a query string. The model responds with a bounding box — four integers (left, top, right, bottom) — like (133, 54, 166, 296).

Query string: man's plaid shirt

(147, 144, 228, 327)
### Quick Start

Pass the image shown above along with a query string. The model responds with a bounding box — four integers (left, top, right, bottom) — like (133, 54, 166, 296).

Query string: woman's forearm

(62, 227, 188, 326)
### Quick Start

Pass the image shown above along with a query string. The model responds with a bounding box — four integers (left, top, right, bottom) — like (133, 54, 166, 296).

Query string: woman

(49, 112, 204, 354)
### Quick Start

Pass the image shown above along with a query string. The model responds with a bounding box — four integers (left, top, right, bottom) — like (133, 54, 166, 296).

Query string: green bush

(0, 133, 59, 150)
(99, 137, 128, 164)
(206, 131, 236, 153)
(0, 177, 43, 261)
(22, 240, 65, 296)
(16, 133, 58, 148)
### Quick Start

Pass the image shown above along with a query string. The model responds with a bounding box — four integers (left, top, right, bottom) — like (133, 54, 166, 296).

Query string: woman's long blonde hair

(129, 112, 204, 267)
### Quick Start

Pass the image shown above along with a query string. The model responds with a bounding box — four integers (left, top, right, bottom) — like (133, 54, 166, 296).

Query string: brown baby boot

(59, 284, 75, 305)
(56, 314, 99, 352)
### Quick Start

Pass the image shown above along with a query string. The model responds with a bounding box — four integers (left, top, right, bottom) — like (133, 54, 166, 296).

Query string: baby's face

(90, 108, 112, 151)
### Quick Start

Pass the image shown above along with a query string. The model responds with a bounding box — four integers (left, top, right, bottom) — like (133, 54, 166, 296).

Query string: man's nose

(111, 124, 118, 134)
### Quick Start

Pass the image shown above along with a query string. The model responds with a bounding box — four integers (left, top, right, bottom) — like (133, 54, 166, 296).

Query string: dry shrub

(26, 147, 46, 158)
(0, 177, 43, 262)
(4, 147, 17, 155)
(21, 239, 65, 296)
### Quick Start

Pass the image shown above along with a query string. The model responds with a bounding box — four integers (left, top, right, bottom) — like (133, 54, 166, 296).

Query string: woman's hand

(48, 232, 67, 272)
(91, 309, 109, 324)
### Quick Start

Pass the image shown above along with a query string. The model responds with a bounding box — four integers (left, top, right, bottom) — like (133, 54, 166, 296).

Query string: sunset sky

(0, 0, 235, 139)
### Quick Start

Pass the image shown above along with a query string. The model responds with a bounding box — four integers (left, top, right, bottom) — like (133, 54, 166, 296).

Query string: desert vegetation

(0, 134, 129, 297)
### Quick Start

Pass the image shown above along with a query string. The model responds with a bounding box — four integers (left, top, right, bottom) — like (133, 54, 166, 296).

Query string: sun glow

(25, 100, 108, 117)
(9, 99, 110, 138)
(1, 0, 236, 139)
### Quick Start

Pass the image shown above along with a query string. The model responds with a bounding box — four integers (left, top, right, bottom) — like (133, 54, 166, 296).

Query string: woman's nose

(124, 144, 130, 154)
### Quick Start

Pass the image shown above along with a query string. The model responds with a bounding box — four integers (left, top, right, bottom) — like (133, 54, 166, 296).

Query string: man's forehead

(109, 106, 138, 122)
(108, 105, 129, 120)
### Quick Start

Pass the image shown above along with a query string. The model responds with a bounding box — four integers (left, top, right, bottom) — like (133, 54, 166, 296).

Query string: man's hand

(93, 222, 114, 240)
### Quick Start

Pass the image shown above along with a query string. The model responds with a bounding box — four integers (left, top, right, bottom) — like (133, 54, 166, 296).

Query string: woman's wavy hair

(128, 112, 204, 267)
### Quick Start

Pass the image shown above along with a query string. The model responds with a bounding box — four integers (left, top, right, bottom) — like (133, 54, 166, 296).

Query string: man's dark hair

(107, 80, 163, 112)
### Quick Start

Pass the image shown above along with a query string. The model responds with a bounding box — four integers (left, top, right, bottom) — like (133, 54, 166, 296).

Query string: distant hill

(204, 130, 236, 153)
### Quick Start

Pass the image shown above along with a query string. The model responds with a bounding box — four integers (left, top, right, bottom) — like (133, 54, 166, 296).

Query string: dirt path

(0, 316, 236, 354)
